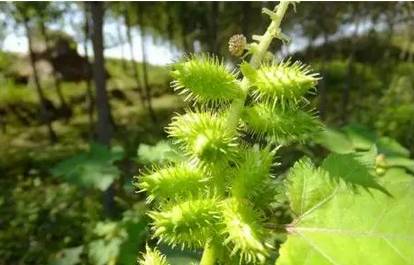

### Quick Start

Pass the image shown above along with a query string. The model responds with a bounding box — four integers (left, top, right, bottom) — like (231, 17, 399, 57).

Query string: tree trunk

(138, 6, 156, 122)
(23, 16, 57, 144)
(165, 2, 174, 51)
(39, 20, 71, 123)
(90, 2, 116, 218)
(90, 2, 112, 145)
(124, 8, 146, 105)
(241, 2, 251, 36)
(208, 2, 219, 54)
(179, 3, 193, 53)
(83, 3, 95, 139)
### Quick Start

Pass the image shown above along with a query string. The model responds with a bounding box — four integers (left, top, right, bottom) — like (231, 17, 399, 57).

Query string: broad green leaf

(278, 162, 414, 265)
(321, 152, 390, 196)
(51, 143, 124, 191)
(315, 128, 354, 154)
(286, 158, 335, 217)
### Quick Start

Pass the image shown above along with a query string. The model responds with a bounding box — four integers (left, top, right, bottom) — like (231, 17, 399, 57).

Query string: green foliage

(49, 246, 84, 265)
(321, 151, 390, 195)
(375, 63, 414, 150)
(0, 177, 101, 264)
(51, 143, 124, 191)
(278, 159, 414, 265)
(316, 124, 414, 175)
(88, 203, 148, 265)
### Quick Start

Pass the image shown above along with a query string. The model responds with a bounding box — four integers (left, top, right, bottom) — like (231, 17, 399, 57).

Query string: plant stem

(201, 3, 292, 264)
(226, 1, 292, 131)
(200, 241, 217, 265)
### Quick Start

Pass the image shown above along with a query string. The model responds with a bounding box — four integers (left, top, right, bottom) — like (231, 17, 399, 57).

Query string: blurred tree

(89, 2, 112, 146)
(89, 2, 115, 217)
(35, 2, 72, 122)
(13, 3, 58, 143)
(137, 3, 156, 122)
(122, 3, 145, 106)
(82, 2, 95, 139)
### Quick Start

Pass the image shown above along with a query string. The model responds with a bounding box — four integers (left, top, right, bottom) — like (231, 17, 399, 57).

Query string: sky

(1, 11, 181, 66)
(1, 5, 373, 66)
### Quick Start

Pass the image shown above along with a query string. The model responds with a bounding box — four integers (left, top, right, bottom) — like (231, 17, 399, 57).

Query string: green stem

(200, 3, 292, 264)
(200, 241, 217, 265)
(226, 1, 292, 131)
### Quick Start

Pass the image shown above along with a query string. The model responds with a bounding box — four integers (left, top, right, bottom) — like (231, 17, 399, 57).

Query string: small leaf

(321, 152, 390, 196)
(51, 143, 122, 191)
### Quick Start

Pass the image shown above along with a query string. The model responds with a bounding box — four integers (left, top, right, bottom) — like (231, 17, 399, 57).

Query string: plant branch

(226, 1, 292, 133)
(200, 2, 293, 264)
(200, 241, 217, 265)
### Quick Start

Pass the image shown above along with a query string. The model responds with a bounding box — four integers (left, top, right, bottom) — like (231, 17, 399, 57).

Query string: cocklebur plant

(135, 2, 322, 264)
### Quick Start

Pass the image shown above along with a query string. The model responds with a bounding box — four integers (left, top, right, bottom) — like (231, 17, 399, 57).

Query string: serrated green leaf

(286, 158, 336, 217)
(278, 163, 414, 265)
(321, 152, 390, 195)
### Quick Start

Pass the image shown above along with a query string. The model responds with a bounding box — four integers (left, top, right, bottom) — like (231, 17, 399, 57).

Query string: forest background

(0, 2, 413, 264)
